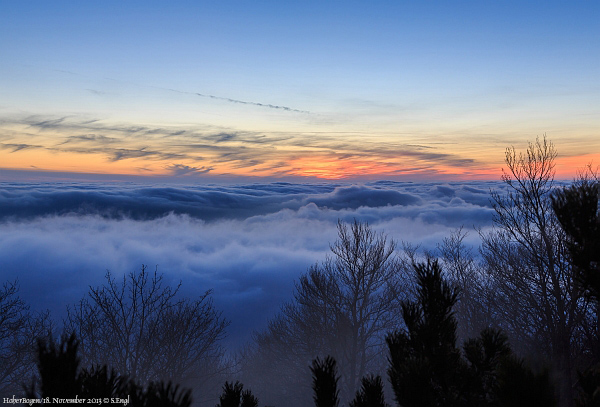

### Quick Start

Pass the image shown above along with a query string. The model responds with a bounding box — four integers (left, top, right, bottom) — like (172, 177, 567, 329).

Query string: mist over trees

(63, 266, 229, 399)
(479, 138, 590, 406)
(387, 259, 555, 407)
(1, 137, 599, 407)
(240, 219, 407, 405)
(0, 281, 51, 395)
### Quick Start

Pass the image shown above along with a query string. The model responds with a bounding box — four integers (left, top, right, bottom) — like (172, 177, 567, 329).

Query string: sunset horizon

(2, 1, 599, 182)
(1, 2, 600, 406)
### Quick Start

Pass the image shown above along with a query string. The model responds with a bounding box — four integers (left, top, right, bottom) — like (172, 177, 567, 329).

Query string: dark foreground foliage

(553, 177, 600, 302)
(386, 259, 556, 407)
(553, 176, 600, 406)
(349, 374, 388, 407)
(215, 380, 259, 407)
(311, 356, 340, 407)
(25, 333, 192, 407)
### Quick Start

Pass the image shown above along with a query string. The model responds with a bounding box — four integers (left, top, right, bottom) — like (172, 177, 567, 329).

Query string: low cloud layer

(0, 181, 500, 346)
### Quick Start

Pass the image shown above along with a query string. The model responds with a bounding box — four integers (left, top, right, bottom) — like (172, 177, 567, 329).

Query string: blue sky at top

(0, 0, 598, 179)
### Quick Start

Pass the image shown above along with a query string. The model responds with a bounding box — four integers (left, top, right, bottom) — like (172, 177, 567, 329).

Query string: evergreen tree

(386, 259, 464, 407)
(462, 328, 511, 404)
(26, 334, 192, 407)
(349, 374, 388, 407)
(552, 178, 600, 302)
(79, 364, 128, 398)
(553, 177, 600, 407)
(311, 356, 340, 407)
(386, 259, 556, 407)
(31, 333, 82, 398)
(241, 389, 259, 407)
(144, 381, 193, 407)
(216, 381, 243, 407)
(215, 381, 259, 407)
(495, 357, 556, 407)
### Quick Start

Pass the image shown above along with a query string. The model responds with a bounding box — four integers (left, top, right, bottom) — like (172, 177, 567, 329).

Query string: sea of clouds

(0, 180, 502, 346)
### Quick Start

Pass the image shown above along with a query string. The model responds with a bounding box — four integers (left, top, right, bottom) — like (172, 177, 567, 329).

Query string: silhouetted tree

(387, 259, 556, 407)
(553, 171, 600, 407)
(79, 364, 128, 399)
(241, 389, 259, 407)
(495, 357, 556, 407)
(462, 328, 512, 404)
(349, 374, 388, 407)
(481, 136, 588, 407)
(26, 334, 192, 406)
(437, 228, 497, 344)
(386, 259, 464, 407)
(30, 333, 82, 399)
(214, 381, 258, 407)
(0, 280, 50, 395)
(145, 381, 193, 407)
(552, 174, 600, 302)
(244, 220, 406, 405)
(65, 265, 229, 394)
(217, 381, 243, 407)
(311, 356, 340, 407)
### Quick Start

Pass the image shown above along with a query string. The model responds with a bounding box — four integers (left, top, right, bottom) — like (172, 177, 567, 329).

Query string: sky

(1, 1, 599, 181)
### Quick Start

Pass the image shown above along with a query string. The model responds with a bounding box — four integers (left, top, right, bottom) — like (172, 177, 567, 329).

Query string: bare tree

(64, 266, 229, 396)
(480, 136, 589, 407)
(0, 280, 50, 395)
(436, 228, 496, 344)
(243, 220, 406, 406)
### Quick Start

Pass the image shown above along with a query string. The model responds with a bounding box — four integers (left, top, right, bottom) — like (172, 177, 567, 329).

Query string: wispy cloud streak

(1, 114, 490, 178)
(195, 92, 310, 114)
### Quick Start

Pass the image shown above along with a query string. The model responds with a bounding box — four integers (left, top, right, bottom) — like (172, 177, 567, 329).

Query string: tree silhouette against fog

(311, 356, 340, 407)
(387, 260, 463, 406)
(0, 281, 51, 395)
(244, 220, 406, 406)
(480, 136, 590, 407)
(215, 380, 259, 407)
(64, 266, 229, 395)
(349, 374, 388, 407)
(552, 168, 600, 406)
(436, 228, 496, 344)
(553, 168, 600, 302)
(387, 259, 556, 407)
(26, 333, 193, 407)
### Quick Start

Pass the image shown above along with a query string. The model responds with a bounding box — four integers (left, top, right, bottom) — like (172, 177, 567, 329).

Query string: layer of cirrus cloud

(0, 181, 501, 345)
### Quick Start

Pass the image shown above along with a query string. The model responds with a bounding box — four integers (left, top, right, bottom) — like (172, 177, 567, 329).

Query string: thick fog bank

(0, 181, 499, 345)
